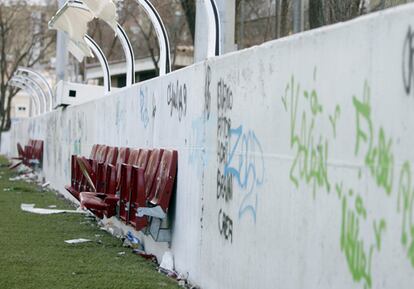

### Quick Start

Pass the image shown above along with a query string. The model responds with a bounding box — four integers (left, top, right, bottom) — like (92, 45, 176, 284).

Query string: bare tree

(179, 0, 195, 42)
(0, 0, 55, 131)
(309, 0, 325, 28)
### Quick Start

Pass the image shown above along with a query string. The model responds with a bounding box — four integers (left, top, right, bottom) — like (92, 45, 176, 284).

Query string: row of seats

(11, 139, 43, 169)
(65, 144, 178, 232)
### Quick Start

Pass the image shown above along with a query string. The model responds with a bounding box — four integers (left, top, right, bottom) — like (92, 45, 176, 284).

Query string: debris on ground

(159, 251, 176, 277)
(20, 203, 87, 215)
(64, 238, 92, 244)
(41, 182, 50, 188)
(99, 221, 123, 238)
(48, 205, 57, 208)
(117, 251, 126, 256)
(125, 231, 144, 250)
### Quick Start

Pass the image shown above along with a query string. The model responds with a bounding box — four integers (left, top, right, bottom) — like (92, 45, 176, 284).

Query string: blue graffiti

(224, 125, 265, 222)
(139, 87, 150, 128)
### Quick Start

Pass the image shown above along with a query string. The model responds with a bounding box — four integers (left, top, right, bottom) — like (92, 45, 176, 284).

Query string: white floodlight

(49, 0, 111, 94)
(49, 0, 136, 88)
(82, 0, 135, 85)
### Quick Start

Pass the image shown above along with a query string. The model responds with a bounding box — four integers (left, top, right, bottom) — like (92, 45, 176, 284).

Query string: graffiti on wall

(215, 77, 266, 242)
(282, 62, 414, 288)
(205, 65, 212, 120)
(139, 87, 150, 128)
(226, 125, 264, 222)
(216, 78, 234, 243)
(167, 80, 187, 121)
(402, 26, 414, 95)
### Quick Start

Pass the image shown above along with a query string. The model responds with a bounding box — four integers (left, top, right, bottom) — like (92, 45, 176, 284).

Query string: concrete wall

(8, 4, 414, 289)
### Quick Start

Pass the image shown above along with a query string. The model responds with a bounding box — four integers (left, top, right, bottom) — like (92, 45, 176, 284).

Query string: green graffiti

(353, 82, 373, 157)
(336, 182, 343, 199)
(281, 76, 414, 287)
(355, 195, 367, 219)
(397, 162, 414, 266)
(365, 128, 394, 195)
(329, 105, 341, 138)
(285, 75, 331, 196)
(341, 195, 373, 289)
(353, 82, 394, 195)
(373, 219, 386, 251)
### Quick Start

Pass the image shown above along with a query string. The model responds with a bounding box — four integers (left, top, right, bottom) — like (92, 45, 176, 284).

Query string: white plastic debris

(48, 205, 57, 208)
(64, 238, 92, 244)
(41, 182, 50, 188)
(160, 251, 174, 272)
(21, 203, 87, 215)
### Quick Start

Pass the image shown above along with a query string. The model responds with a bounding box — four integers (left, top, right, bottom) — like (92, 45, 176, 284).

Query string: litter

(125, 231, 144, 250)
(3, 188, 11, 191)
(41, 182, 50, 188)
(64, 238, 92, 244)
(117, 251, 126, 256)
(100, 224, 123, 238)
(48, 205, 57, 208)
(159, 251, 174, 273)
(21, 203, 87, 215)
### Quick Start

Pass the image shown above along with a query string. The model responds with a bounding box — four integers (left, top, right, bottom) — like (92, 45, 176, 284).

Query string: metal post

(116, 24, 135, 85)
(84, 35, 112, 94)
(136, 0, 171, 75)
(56, 0, 68, 82)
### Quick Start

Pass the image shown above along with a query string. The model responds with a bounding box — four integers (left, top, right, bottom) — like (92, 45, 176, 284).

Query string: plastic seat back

(89, 144, 99, 159)
(144, 149, 164, 198)
(148, 150, 178, 212)
(17, 143, 24, 158)
(94, 145, 108, 162)
(104, 147, 118, 165)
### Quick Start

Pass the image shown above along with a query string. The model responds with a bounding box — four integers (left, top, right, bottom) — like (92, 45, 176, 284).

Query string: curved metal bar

(205, 0, 221, 57)
(76, 1, 135, 86)
(136, 0, 171, 75)
(9, 79, 41, 116)
(17, 67, 54, 111)
(84, 35, 111, 94)
(116, 24, 135, 86)
(13, 75, 47, 114)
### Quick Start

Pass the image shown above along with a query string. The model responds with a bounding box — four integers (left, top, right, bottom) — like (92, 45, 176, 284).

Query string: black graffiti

(217, 78, 233, 112)
(218, 209, 233, 243)
(216, 79, 234, 242)
(167, 81, 187, 121)
(204, 65, 212, 120)
(403, 26, 414, 95)
(217, 116, 231, 163)
(217, 168, 233, 202)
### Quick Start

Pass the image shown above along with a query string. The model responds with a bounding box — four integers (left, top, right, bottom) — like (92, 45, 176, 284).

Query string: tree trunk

(309, 0, 325, 28)
(180, 0, 196, 43)
(280, 0, 290, 36)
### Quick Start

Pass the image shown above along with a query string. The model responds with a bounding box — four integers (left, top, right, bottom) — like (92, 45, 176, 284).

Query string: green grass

(0, 157, 180, 289)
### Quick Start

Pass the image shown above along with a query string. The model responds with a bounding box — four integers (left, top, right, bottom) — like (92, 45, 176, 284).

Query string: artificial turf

(0, 157, 180, 289)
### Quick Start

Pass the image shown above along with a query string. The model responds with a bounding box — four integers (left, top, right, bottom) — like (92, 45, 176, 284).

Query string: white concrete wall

(8, 4, 414, 289)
